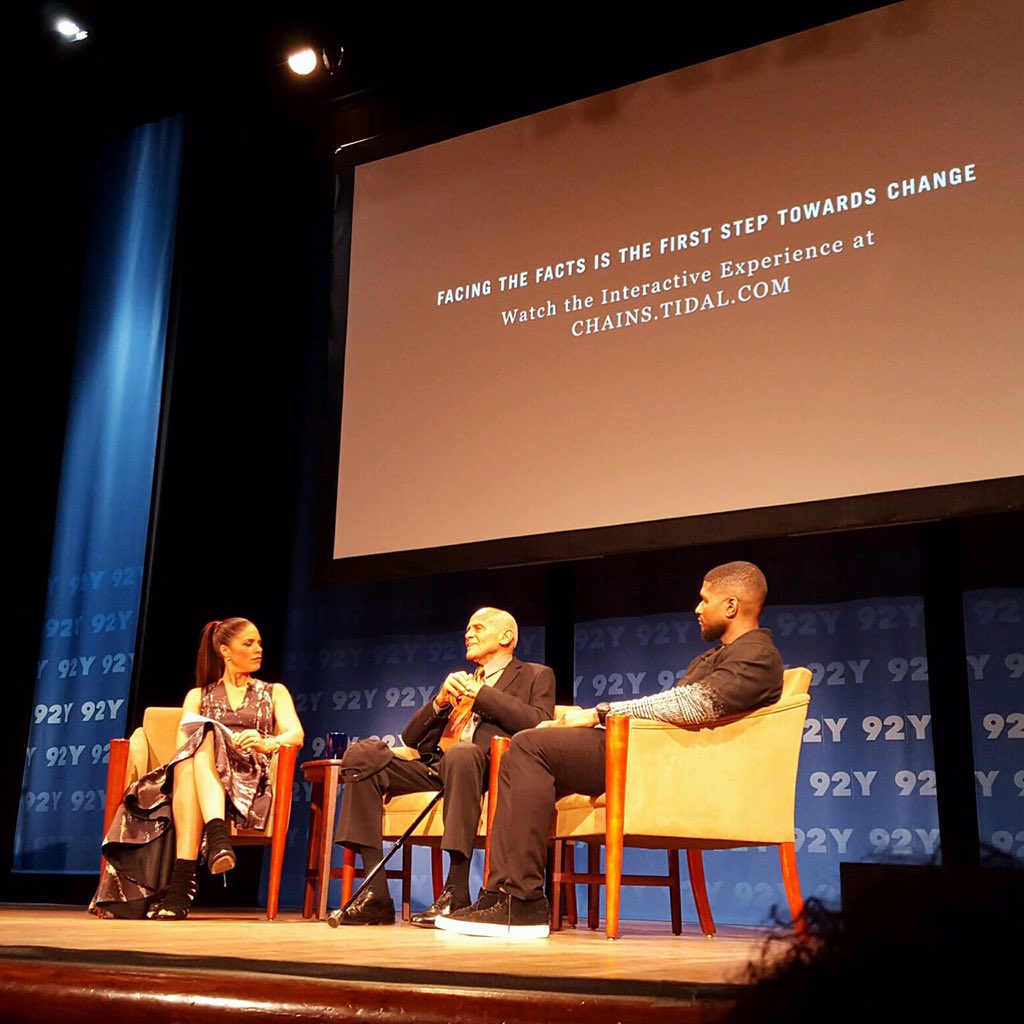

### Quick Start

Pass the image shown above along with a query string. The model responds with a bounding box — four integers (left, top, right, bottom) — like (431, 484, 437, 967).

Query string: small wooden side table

(300, 759, 345, 920)
(301, 758, 440, 921)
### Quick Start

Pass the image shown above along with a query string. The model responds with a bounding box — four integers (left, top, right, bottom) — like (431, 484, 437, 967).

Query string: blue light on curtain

(14, 116, 184, 872)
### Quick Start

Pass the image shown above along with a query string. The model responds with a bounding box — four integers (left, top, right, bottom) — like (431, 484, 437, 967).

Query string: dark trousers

(486, 727, 607, 900)
(334, 741, 488, 859)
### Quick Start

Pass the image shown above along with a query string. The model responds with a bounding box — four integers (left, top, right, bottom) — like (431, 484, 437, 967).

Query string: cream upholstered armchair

(338, 743, 489, 920)
(98, 706, 298, 920)
(548, 667, 812, 939)
(340, 706, 579, 920)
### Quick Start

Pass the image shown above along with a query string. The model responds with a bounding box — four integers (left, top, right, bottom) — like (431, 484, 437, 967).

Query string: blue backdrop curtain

(14, 116, 183, 873)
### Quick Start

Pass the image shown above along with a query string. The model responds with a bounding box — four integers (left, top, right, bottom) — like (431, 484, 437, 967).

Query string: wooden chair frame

(548, 668, 812, 939)
(99, 706, 298, 920)
(333, 706, 578, 919)
(337, 746, 490, 920)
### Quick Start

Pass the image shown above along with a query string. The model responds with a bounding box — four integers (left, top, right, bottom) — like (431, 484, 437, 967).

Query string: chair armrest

(102, 738, 132, 834)
(483, 735, 512, 882)
(489, 735, 510, 797)
(488, 735, 510, 818)
(617, 697, 811, 843)
(624, 691, 810, 735)
(272, 744, 298, 827)
(239, 744, 300, 840)
(268, 742, 299, 786)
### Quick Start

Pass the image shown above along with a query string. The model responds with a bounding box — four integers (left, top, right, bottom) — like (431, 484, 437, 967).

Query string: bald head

(475, 607, 518, 648)
(465, 607, 518, 666)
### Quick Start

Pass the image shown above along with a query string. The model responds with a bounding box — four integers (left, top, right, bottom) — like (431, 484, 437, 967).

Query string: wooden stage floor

(0, 903, 794, 1023)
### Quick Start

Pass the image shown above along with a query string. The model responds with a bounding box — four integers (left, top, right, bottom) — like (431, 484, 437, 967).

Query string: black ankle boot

(149, 858, 197, 919)
(205, 817, 236, 875)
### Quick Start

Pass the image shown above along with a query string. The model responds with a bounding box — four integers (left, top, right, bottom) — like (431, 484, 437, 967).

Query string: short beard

(700, 621, 726, 642)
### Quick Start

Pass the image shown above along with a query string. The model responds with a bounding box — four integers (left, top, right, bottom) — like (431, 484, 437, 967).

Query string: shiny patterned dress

(89, 679, 277, 918)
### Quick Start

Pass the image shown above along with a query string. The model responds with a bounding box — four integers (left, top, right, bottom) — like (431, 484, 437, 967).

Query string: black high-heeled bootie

(205, 817, 236, 874)
(148, 858, 198, 919)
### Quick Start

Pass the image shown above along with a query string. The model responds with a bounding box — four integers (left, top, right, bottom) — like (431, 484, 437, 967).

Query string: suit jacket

(402, 657, 556, 766)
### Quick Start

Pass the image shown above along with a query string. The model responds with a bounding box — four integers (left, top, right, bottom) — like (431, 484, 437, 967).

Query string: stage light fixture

(287, 47, 319, 76)
(286, 45, 344, 77)
(54, 17, 88, 42)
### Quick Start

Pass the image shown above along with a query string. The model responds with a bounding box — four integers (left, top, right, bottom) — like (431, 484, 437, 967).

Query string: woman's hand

(232, 728, 265, 754)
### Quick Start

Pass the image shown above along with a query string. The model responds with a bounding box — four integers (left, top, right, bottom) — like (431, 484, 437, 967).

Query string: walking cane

(326, 787, 444, 927)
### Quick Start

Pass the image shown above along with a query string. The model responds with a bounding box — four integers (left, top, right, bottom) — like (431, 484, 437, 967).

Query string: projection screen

(331, 0, 1023, 577)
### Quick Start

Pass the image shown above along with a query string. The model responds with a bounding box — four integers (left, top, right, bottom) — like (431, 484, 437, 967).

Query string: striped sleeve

(607, 681, 726, 726)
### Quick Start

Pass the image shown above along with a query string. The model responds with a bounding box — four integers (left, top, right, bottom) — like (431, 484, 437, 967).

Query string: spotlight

(285, 45, 344, 77)
(54, 17, 88, 42)
(287, 47, 319, 76)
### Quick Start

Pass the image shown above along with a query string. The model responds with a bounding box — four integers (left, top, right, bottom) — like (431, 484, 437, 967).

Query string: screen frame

(317, 2, 1024, 585)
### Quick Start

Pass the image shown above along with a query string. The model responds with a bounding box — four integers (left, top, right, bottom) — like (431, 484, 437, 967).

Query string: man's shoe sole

(435, 915, 549, 939)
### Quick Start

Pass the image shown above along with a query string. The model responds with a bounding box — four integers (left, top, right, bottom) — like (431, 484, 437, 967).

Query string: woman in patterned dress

(91, 617, 303, 919)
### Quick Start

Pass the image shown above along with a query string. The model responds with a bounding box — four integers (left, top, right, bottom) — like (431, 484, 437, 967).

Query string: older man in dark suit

(332, 607, 555, 925)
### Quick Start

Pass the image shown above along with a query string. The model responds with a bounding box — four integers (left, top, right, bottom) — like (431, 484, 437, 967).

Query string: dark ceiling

(31, 2, 898, 150)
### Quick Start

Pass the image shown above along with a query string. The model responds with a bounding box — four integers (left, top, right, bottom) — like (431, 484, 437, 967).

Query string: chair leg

(587, 843, 600, 931)
(265, 745, 297, 921)
(311, 764, 340, 921)
(565, 847, 577, 928)
(266, 830, 286, 921)
(430, 846, 444, 899)
(303, 787, 321, 919)
(778, 842, 806, 937)
(667, 849, 682, 936)
(686, 849, 716, 937)
(400, 845, 414, 921)
(95, 738, 131, 919)
(550, 840, 565, 932)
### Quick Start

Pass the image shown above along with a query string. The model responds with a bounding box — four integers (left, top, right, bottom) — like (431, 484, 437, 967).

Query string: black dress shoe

(329, 889, 396, 926)
(409, 883, 471, 928)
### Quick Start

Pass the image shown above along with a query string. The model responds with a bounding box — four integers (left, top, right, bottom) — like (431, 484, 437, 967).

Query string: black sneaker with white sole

(435, 891, 550, 938)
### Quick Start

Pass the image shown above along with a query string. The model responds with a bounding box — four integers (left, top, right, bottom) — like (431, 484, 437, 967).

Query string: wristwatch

(595, 702, 612, 726)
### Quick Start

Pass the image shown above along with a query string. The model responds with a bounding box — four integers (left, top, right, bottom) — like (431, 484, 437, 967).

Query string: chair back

(384, 711, 574, 840)
(121, 707, 181, 785)
(550, 666, 813, 938)
(623, 666, 810, 845)
(554, 667, 811, 847)
(101, 704, 296, 919)
(143, 706, 182, 766)
(124, 705, 292, 840)
(781, 665, 812, 698)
